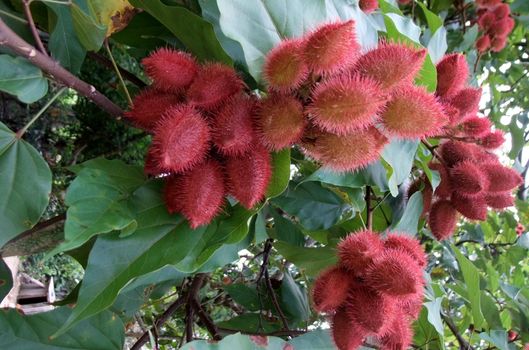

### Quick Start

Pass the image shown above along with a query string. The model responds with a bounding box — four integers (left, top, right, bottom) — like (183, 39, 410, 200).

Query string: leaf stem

(16, 87, 67, 138)
(104, 40, 132, 105)
(22, 0, 48, 56)
(0, 9, 28, 24)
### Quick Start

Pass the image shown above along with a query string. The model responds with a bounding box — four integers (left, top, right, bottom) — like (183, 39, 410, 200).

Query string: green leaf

(0, 258, 13, 301)
(427, 26, 447, 64)
(224, 284, 266, 312)
(266, 148, 291, 198)
(47, 3, 87, 74)
(279, 271, 310, 324)
(128, 0, 232, 63)
(272, 182, 350, 230)
(288, 329, 335, 348)
(301, 162, 388, 191)
(393, 191, 423, 235)
(270, 209, 305, 246)
(50, 159, 145, 254)
(414, 307, 445, 350)
(0, 122, 52, 248)
(481, 291, 503, 329)
(217, 315, 281, 334)
(417, 2, 442, 33)
(0, 55, 48, 103)
(452, 244, 486, 329)
(479, 330, 510, 350)
(274, 241, 336, 276)
(424, 297, 444, 336)
(508, 120, 525, 159)
(381, 139, 419, 196)
(1, 308, 123, 349)
(200, 0, 377, 82)
(70, 3, 107, 51)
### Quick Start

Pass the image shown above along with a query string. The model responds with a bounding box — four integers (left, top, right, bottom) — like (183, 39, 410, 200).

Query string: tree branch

(4, 213, 66, 247)
(0, 17, 123, 117)
(22, 0, 47, 56)
(442, 314, 475, 350)
(365, 185, 373, 230)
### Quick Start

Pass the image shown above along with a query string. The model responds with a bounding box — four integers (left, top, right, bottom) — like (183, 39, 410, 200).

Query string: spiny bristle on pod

(428, 200, 458, 240)
(381, 85, 448, 139)
(359, 0, 379, 13)
(489, 17, 515, 37)
(450, 160, 488, 196)
(491, 36, 508, 52)
(337, 230, 384, 275)
(225, 145, 272, 209)
(460, 116, 491, 137)
(384, 234, 427, 268)
(478, 130, 505, 149)
(331, 308, 366, 350)
(482, 163, 523, 192)
(451, 192, 488, 221)
(438, 140, 475, 167)
(476, 35, 492, 53)
(187, 63, 244, 110)
(255, 93, 305, 151)
(212, 94, 256, 156)
(486, 191, 514, 209)
(493, 3, 510, 19)
(478, 11, 497, 30)
(142, 48, 198, 92)
(436, 53, 469, 98)
(398, 289, 425, 320)
(352, 42, 426, 91)
(476, 0, 502, 9)
(125, 89, 182, 130)
(378, 312, 413, 350)
(312, 266, 351, 313)
(144, 146, 164, 176)
(263, 38, 309, 92)
(151, 105, 211, 173)
(163, 160, 226, 228)
(347, 288, 396, 335)
(307, 73, 386, 135)
(444, 87, 482, 123)
(428, 162, 452, 198)
(365, 249, 423, 296)
(302, 126, 388, 172)
(303, 20, 360, 75)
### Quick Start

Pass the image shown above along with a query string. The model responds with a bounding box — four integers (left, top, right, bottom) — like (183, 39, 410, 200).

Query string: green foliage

(0, 55, 48, 103)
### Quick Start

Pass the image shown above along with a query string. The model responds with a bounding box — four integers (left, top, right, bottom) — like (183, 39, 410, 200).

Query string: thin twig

(421, 140, 446, 166)
(365, 185, 373, 231)
(104, 40, 132, 105)
(442, 313, 475, 350)
(87, 51, 147, 88)
(0, 17, 123, 117)
(22, 0, 47, 56)
(192, 299, 221, 340)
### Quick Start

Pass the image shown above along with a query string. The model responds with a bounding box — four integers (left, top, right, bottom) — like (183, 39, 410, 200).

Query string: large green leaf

(381, 139, 419, 197)
(0, 308, 123, 349)
(0, 122, 52, 248)
(128, 0, 232, 63)
(50, 158, 145, 255)
(70, 2, 107, 51)
(302, 162, 388, 191)
(272, 182, 350, 230)
(393, 191, 423, 235)
(0, 55, 48, 103)
(274, 241, 336, 276)
(200, 0, 377, 82)
(181, 330, 335, 349)
(47, 3, 87, 74)
(266, 148, 291, 198)
(56, 180, 252, 335)
(452, 245, 486, 329)
(279, 271, 310, 324)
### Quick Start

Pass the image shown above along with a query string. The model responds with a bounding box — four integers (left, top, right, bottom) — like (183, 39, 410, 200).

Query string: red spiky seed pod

(347, 288, 396, 335)
(144, 146, 164, 176)
(256, 93, 305, 151)
(398, 289, 424, 320)
(365, 249, 423, 296)
(381, 85, 448, 139)
(151, 105, 211, 173)
(442, 102, 462, 126)
(476, 35, 492, 53)
(378, 312, 413, 350)
(225, 145, 272, 209)
(436, 53, 469, 98)
(398, 0, 411, 4)
(263, 38, 309, 92)
(478, 130, 505, 149)
(451, 192, 488, 221)
(142, 48, 198, 92)
(212, 94, 256, 156)
(450, 160, 488, 196)
(337, 230, 384, 275)
(428, 200, 458, 240)
(307, 73, 386, 135)
(491, 36, 508, 52)
(164, 160, 226, 228)
(460, 116, 491, 137)
(125, 89, 182, 130)
(476, 0, 501, 8)
(438, 140, 474, 167)
(445, 87, 482, 122)
(483, 163, 523, 192)
(353, 43, 426, 91)
(407, 179, 432, 215)
(302, 126, 388, 172)
(312, 266, 351, 312)
(303, 20, 360, 75)
(187, 63, 244, 110)
(384, 233, 427, 268)
(486, 191, 514, 209)
(331, 308, 366, 350)
(493, 3, 510, 19)
(478, 11, 497, 30)
(359, 0, 379, 13)
(428, 162, 453, 198)
(489, 17, 515, 37)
